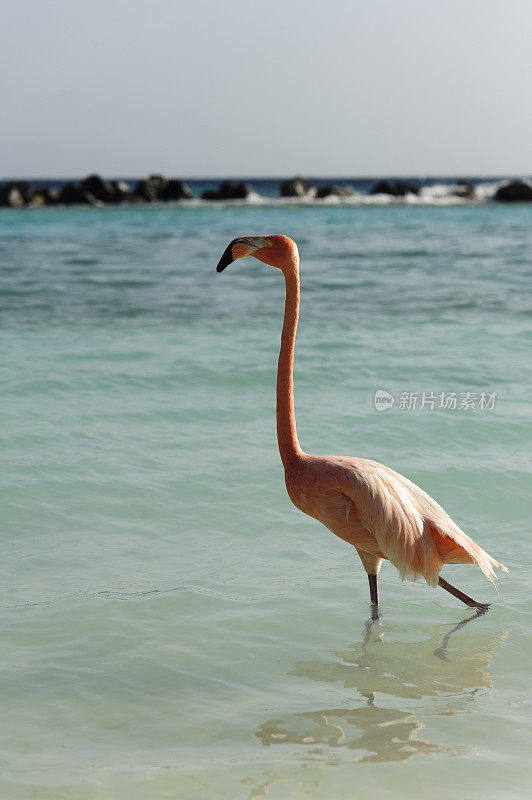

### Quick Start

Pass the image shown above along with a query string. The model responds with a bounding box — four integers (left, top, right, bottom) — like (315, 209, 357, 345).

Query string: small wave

(64, 257, 101, 266)
(78, 278, 155, 288)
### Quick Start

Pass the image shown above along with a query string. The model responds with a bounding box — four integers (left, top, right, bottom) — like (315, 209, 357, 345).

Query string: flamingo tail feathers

(428, 518, 508, 590)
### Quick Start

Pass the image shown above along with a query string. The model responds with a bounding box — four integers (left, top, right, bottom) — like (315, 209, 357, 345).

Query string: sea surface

(1, 194, 531, 799)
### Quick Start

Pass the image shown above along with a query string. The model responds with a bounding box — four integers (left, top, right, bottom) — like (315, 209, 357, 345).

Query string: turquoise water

(1, 202, 531, 799)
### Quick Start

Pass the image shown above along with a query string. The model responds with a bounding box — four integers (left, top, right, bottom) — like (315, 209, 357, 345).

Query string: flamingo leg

(368, 574, 379, 607)
(438, 576, 490, 610)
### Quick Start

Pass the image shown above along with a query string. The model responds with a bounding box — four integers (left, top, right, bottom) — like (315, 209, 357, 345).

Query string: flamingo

(216, 235, 508, 614)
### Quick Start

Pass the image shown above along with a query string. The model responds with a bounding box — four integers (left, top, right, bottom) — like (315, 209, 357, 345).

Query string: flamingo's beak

(216, 240, 239, 273)
(216, 237, 270, 272)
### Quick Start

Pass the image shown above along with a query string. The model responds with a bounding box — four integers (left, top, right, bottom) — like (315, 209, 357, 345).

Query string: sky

(2, 0, 532, 178)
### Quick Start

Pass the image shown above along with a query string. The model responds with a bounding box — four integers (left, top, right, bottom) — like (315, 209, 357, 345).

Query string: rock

(369, 180, 393, 196)
(81, 174, 116, 203)
(31, 187, 60, 206)
(0, 181, 37, 206)
(109, 180, 131, 203)
(316, 184, 355, 199)
(59, 182, 102, 206)
(280, 176, 316, 198)
(0, 182, 61, 207)
(201, 180, 252, 200)
(133, 174, 168, 202)
(160, 179, 193, 201)
(133, 179, 152, 201)
(15, 181, 36, 203)
(451, 181, 475, 199)
(369, 179, 420, 196)
(147, 174, 168, 196)
(494, 180, 532, 202)
(0, 185, 26, 207)
(59, 182, 87, 204)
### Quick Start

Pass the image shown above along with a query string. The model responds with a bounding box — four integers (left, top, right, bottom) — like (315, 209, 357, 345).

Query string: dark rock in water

(280, 176, 316, 198)
(81, 174, 131, 204)
(451, 181, 475, 199)
(13, 181, 35, 204)
(0, 182, 60, 207)
(31, 187, 60, 206)
(494, 180, 532, 202)
(82, 174, 116, 203)
(400, 180, 420, 195)
(160, 179, 193, 201)
(369, 179, 392, 195)
(0, 185, 26, 207)
(109, 180, 131, 203)
(59, 182, 102, 206)
(59, 182, 88, 204)
(316, 184, 355, 199)
(147, 174, 168, 196)
(133, 179, 153, 202)
(201, 180, 252, 200)
(0, 181, 36, 206)
(134, 174, 168, 202)
(369, 179, 420, 196)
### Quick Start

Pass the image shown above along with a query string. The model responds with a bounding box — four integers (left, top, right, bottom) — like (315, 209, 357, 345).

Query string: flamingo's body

(216, 235, 507, 611)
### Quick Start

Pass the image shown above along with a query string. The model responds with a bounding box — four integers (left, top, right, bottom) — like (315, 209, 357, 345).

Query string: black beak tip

(216, 243, 234, 273)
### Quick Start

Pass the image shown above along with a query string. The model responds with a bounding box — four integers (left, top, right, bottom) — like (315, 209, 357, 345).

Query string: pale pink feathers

(334, 457, 508, 588)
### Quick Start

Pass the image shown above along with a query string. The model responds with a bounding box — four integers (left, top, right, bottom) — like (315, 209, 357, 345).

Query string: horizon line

(2, 172, 531, 183)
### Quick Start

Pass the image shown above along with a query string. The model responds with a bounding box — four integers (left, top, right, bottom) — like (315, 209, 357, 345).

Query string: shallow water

(1, 202, 531, 799)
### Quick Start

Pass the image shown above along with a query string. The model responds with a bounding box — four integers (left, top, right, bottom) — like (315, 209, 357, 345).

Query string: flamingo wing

(336, 458, 507, 587)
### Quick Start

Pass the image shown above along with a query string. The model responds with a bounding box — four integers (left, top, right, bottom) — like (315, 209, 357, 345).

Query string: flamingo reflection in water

(255, 612, 506, 764)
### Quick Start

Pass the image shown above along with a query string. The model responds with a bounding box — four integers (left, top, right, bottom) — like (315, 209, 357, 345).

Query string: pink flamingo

(216, 235, 508, 613)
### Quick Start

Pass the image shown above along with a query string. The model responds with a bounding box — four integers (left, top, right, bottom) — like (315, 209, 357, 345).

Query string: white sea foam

(181, 181, 503, 208)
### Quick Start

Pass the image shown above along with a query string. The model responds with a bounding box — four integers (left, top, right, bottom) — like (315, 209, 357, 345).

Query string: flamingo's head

(216, 234, 298, 273)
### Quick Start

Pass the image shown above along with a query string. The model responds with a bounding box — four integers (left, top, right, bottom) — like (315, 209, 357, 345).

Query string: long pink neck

(277, 259, 303, 467)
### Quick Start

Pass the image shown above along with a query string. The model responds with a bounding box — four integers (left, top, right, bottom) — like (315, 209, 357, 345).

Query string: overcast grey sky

(2, 0, 531, 178)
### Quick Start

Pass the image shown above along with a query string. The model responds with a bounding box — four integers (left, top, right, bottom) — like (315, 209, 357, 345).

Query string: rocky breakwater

(316, 184, 355, 199)
(201, 180, 253, 201)
(494, 180, 532, 202)
(0, 174, 193, 207)
(0, 181, 60, 207)
(280, 176, 317, 198)
(368, 179, 420, 196)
